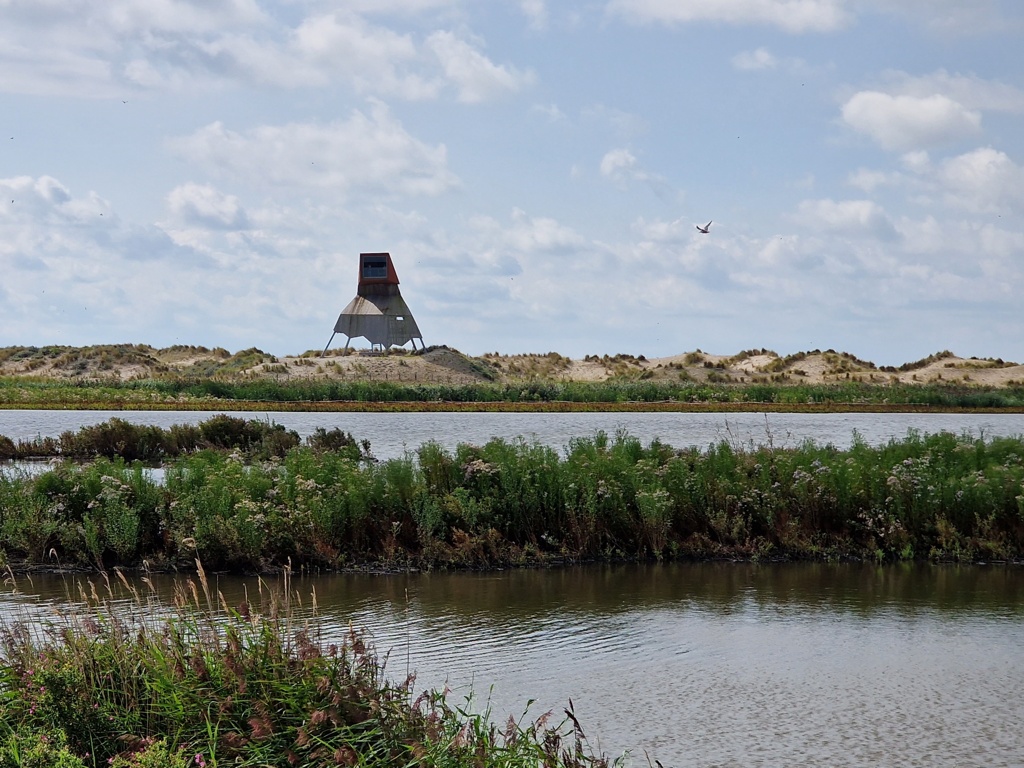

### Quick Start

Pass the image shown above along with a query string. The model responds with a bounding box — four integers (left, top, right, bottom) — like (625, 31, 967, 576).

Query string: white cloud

(600, 148, 639, 180)
(0, 173, 217, 343)
(520, 0, 548, 30)
(838, 70, 1024, 153)
(599, 147, 670, 195)
(0, 2, 529, 102)
(166, 183, 250, 230)
(880, 69, 1024, 114)
(732, 47, 778, 71)
(320, 0, 460, 13)
(606, 0, 852, 33)
(531, 102, 567, 122)
(795, 198, 900, 239)
(286, 13, 438, 97)
(450, 209, 587, 281)
(506, 207, 588, 252)
(631, 215, 693, 243)
(840, 91, 981, 151)
(1, 175, 106, 225)
(425, 201, 1024, 355)
(4, 169, 1022, 361)
(847, 168, 901, 192)
(900, 150, 932, 174)
(425, 31, 534, 103)
(168, 102, 460, 199)
(609, 0, 1019, 38)
(732, 46, 810, 75)
(893, 217, 1024, 309)
(858, 0, 1021, 36)
(0, 173, 390, 350)
(3, 3, 1023, 362)
(105, 0, 269, 35)
(0, 0, 270, 95)
(938, 147, 1024, 214)
(873, 146, 1024, 216)
(845, 146, 1024, 224)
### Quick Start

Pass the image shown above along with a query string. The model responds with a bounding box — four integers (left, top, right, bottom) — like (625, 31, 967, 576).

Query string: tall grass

(2, 424, 1023, 570)
(3, 375, 1024, 409)
(0, 566, 616, 767)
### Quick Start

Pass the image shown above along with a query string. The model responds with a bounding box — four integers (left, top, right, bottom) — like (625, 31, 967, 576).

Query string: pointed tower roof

(323, 253, 424, 353)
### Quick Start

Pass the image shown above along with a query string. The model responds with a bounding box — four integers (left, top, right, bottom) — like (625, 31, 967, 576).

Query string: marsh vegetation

(0, 567, 612, 767)
(1, 417, 1022, 572)
(3, 375, 1024, 411)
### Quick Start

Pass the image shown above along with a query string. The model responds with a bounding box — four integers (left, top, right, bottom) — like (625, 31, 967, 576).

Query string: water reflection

(300, 561, 1024, 620)
(9, 561, 1021, 620)
(3, 563, 1023, 767)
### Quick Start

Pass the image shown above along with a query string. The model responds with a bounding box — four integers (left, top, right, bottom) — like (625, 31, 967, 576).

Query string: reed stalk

(0, 565, 618, 767)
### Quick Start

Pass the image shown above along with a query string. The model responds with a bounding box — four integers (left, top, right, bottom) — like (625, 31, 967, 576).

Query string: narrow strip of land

(3, 416, 1022, 573)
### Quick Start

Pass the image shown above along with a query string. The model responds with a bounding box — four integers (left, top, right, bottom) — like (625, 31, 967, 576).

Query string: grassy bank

(2, 417, 1023, 570)
(3, 375, 1024, 411)
(0, 568, 613, 767)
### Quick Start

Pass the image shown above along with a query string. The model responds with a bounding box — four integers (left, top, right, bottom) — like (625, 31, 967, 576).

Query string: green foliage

(11, 415, 302, 462)
(4, 372, 1024, 408)
(108, 740, 192, 768)
(196, 414, 299, 458)
(0, 574, 618, 768)
(306, 426, 368, 460)
(2, 425, 1024, 569)
(0, 730, 88, 768)
(59, 418, 172, 462)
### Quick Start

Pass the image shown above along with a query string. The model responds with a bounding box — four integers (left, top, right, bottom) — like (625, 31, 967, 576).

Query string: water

(4, 410, 1024, 764)
(3, 563, 1022, 767)
(3, 409, 1024, 461)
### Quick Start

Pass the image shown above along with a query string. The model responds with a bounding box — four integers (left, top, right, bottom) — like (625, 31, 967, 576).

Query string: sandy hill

(0, 345, 1022, 389)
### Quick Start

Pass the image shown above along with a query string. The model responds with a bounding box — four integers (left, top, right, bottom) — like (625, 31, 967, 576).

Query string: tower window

(362, 257, 388, 278)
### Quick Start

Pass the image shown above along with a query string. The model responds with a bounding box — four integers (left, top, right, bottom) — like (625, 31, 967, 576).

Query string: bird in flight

(696, 221, 712, 234)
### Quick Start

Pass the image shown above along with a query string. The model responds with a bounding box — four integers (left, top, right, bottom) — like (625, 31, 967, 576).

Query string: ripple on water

(2, 564, 1023, 766)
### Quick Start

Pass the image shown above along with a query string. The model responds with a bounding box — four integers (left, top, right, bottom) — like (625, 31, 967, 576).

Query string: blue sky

(1, 0, 1022, 366)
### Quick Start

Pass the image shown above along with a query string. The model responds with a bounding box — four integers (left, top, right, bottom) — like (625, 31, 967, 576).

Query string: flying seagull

(696, 221, 712, 234)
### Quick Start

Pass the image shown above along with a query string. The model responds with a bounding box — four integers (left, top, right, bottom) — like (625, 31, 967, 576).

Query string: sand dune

(1, 345, 1021, 389)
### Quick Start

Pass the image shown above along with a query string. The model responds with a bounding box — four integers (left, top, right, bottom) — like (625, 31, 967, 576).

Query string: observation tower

(322, 252, 424, 354)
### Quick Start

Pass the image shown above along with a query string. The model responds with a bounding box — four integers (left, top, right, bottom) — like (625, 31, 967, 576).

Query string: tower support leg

(320, 332, 336, 358)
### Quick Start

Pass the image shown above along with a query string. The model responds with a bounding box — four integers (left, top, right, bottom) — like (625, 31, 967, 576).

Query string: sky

(1, 0, 1023, 366)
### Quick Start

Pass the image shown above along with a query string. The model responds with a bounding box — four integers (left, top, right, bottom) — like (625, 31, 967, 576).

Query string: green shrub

(0, 730, 87, 768)
(307, 426, 353, 452)
(59, 419, 171, 462)
(109, 739, 193, 768)
(2, 426, 1024, 569)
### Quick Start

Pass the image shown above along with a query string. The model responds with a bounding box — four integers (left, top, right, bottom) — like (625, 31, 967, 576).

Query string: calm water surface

(3, 410, 1024, 460)
(3, 563, 1022, 767)
(4, 411, 1024, 764)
